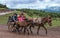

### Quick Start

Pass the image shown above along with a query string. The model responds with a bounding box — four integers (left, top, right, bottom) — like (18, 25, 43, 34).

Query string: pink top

(18, 16, 25, 22)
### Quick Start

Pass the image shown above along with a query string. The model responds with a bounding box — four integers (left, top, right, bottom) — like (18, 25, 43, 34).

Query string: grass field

(0, 11, 60, 27)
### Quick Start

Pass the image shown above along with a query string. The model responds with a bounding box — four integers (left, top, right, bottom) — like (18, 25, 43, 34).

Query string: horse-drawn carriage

(7, 16, 33, 34)
(7, 16, 52, 35)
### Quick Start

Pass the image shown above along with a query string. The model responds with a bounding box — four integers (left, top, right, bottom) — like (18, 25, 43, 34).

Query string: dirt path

(0, 25, 60, 38)
(0, 11, 13, 15)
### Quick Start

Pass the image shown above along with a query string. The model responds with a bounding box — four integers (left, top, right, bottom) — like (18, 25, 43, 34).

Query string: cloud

(11, 3, 47, 9)
(6, 0, 36, 4)
(0, 0, 6, 5)
(0, 0, 60, 9)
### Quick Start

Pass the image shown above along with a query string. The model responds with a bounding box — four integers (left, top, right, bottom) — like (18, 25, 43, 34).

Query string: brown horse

(29, 16, 52, 35)
(13, 18, 34, 35)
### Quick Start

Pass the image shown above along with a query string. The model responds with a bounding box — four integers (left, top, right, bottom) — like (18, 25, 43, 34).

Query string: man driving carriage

(8, 13, 18, 22)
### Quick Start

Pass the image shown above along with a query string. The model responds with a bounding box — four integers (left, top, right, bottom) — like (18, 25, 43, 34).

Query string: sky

(0, 0, 60, 9)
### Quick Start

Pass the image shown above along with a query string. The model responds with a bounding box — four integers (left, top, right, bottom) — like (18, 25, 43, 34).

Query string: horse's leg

(13, 22, 15, 27)
(23, 26, 26, 35)
(29, 26, 33, 34)
(25, 25, 30, 35)
(19, 27, 23, 31)
(29, 23, 34, 34)
(26, 27, 29, 35)
(23, 25, 29, 35)
(12, 22, 16, 32)
(16, 24, 20, 32)
(37, 26, 40, 35)
(42, 25, 47, 35)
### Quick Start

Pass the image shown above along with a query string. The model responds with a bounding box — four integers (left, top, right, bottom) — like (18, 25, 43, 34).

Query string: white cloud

(0, 0, 6, 5)
(11, 3, 47, 9)
(48, 3, 60, 7)
(0, 0, 60, 9)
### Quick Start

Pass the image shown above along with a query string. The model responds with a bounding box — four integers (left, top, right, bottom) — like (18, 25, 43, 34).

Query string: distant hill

(45, 6, 60, 13)
(0, 4, 10, 12)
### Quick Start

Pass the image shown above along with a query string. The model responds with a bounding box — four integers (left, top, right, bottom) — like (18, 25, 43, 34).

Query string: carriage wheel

(7, 22, 16, 32)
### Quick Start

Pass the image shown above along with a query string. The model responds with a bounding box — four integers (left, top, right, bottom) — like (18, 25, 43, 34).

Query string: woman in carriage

(17, 12, 27, 26)
(18, 13, 26, 21)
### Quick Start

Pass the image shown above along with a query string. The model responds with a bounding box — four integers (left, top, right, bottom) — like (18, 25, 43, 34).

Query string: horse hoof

(46, 32, 47, 36)
(37, 33, 39, 35)
(28, 33, 29, 35)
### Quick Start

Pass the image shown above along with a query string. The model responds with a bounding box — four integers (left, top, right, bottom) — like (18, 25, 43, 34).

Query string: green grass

(52, 20, 60, 27)
(0, 11, 60, 27)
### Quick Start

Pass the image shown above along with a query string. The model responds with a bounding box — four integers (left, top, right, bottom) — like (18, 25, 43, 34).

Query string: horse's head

(41, 17, 52, 26)
(47, 16, 52, 26)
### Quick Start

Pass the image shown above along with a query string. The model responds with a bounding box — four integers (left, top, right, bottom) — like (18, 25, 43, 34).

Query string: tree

(0, 4, 7, 8)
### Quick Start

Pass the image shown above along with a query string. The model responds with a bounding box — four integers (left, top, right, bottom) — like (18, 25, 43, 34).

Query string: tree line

(15, 9, 60, 18)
